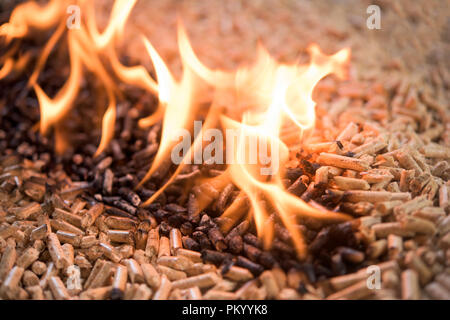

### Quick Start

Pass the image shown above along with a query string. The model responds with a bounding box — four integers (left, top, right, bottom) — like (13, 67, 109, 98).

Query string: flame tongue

(0, 0, 352, 259)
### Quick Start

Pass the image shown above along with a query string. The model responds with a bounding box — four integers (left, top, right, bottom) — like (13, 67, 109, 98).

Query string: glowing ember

(0, 0, 352, 259)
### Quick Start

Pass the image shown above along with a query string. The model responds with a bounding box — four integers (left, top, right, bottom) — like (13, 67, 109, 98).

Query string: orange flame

(0, 0, 352, 259)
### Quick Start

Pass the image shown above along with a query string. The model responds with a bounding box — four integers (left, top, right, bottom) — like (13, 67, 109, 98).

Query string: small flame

(0, 0, 352, 259)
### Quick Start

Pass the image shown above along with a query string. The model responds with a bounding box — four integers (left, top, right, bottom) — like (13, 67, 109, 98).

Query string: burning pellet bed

(0, 0, 449, 301)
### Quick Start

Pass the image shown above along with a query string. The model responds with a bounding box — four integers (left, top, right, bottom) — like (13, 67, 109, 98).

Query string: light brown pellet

(334, 176, 370, 190)
(53, 208, 82, 228)
(56, 230, 81, 247)
(156, 265, 187, 281)
(108, 230, 135, 244)
(89, 261, 114, 289)
(401, 269, 420, 300)
(260, 270, 280, 299)
(153, 274, 172, 300)
(123, 258, 144, 283)
(22, 270, 39, 287)
(171, 272, 220, 290)
(145, 228, 159, 257)
(317, 153, 371, 171)
(47, 233, 70, 269)
(327, 280, 371, 300)
(158, 236, 170, 258)
(49, 276, 70, 300)
(157, 255, 193, 271)
(204, 290, 237, 300)
(0, 241, 16, 281)
(141, 263, 161, 288)
(222, 265, 253, 282)
(80, 286, 112, 300)
(170, 228, 182, 255)
(99, 242, 122, 263)
(177, 248, 202, 263)
(81, 203, 104, 229)
(111, 265, 128, 300)
(31, 261, 47, 276)
(0, 266, 24, 299)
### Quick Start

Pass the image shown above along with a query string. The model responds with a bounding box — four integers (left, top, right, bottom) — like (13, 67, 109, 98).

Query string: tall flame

(0, 0, 352, 259)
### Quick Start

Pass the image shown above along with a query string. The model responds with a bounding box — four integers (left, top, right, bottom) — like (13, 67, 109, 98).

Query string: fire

(0, 0, 352, 259)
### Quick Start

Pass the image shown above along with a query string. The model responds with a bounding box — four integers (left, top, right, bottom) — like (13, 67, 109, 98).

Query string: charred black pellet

(300, 159, 317, 175)
(315, 264, 333, 278)
(272, 240, 293, 254)
(183, 237, 201, 251)
(139, 189, 166, 205)
(110, 140, 125, 161)
(96, 156, 113, 171)
(236, 256, 264, 276)
(243, 243, 262, 262)
(258, 252, 276, 269)
(167, 213, 186, 228)
(216, 184, 234, 213)
(298, 282, 308, 294)
(321, 189, 344, 206)
(301, 263, 317, 283)
(112, 199, 137, 215)
(228, 235, 243, 255)
(93, 171, 103, 190)
(192, 231, 212, 250)
(118, 187, 141, 207)
(200, 214, 215, 228)
(103, 169, 114, 195)
(165, 203, 187, 214)
(72, 154, 84, 165)
(285, 167, 304, 181)
(335, 140, 344, 149)
(274, 224, 291, 243)
(195, 225, 209, 233)
(224, 220, 249, 242)
(243, 233, 262, 249)
(154, 209, 170, 222)
(164, 185, 183, 196)
(105, 206, 137, 220)
(102, 196, 121, 205)
(180, 222, 193, 236)
(159, 221, 171, 237)
(331, 253, 346, 276)
(309, 222, 357, 254)
(208, 228, 227, 252)
(117, 174, 136, 187)
(280, 259, 301, 271)
(337, 247, 365, 264)
(201, 249, 231, 265)
(110, 288, 123, 300)
(187, 193, 200, 224)
(287, 175, 308, 197)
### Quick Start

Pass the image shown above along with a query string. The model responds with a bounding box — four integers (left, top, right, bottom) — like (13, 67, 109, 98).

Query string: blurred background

(2, 0, 449, 99)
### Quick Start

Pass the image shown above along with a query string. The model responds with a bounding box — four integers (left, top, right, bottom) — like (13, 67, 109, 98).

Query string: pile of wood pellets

(1, 69, 449, 300)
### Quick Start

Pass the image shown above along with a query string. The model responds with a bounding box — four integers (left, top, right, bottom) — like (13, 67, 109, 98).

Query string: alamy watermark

(366, 265, 382, 290)
(171, 121, 280, 176)
(366, 5, 381, 30)
(67, 5, 81, 30)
